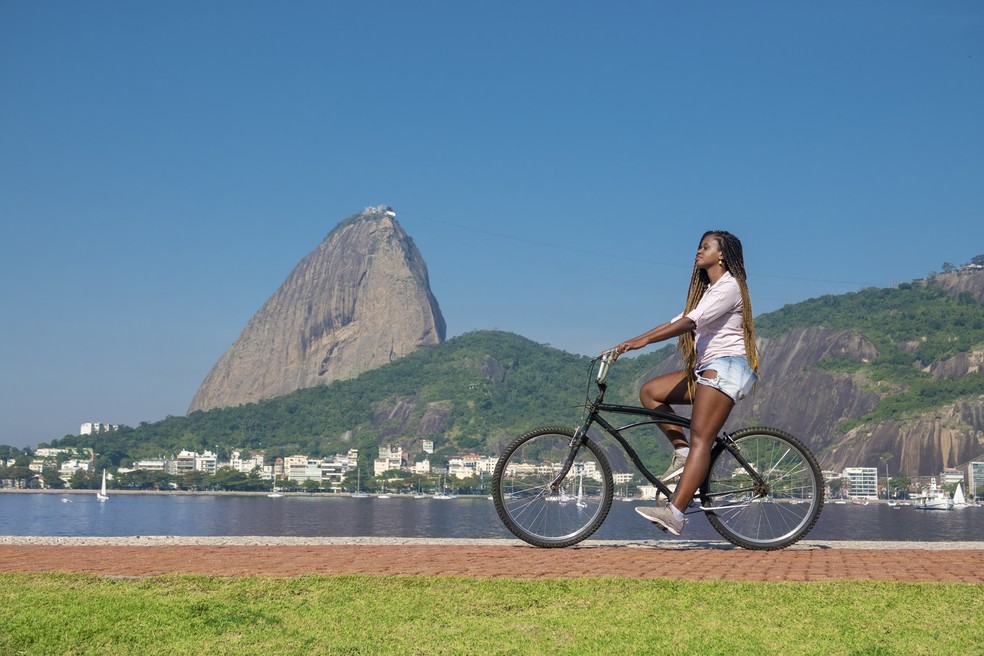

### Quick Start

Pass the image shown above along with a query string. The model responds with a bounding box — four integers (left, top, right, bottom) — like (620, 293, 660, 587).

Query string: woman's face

(695, 234, 724, 270)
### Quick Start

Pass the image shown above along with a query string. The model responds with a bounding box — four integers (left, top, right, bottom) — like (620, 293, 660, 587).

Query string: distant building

(374, 445, 404, 477)
(966, 462, 984, 499)
(422, 440, 434, 454)
(80, 422, 119, 435)
(35, 448, 69, 458)
(843, 467, 878, 500)
(613, 472, 634, 485)
(939, 467, 965, 487)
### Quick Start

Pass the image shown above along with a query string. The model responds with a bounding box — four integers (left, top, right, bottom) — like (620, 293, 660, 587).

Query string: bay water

(2, 492, 982, 542)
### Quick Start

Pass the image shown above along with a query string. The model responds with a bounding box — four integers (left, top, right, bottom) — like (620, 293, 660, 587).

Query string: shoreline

(2, 535, 984, 549)
(0, 488, 490, 498)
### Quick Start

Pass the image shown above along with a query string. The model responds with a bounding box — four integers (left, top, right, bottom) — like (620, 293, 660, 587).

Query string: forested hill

(34, 266, 984, 477)
(724, 267, 984, 476)
(46, 331, 672, 469)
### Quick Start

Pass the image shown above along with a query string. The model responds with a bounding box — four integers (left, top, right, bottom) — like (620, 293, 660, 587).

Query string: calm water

(1, 493, 982, 542)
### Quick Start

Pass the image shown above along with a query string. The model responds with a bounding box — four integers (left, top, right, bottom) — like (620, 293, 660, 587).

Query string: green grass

(2, 574, 982, 655)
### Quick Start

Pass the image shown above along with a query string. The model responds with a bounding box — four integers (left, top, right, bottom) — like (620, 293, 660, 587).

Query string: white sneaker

(635, 505, 687, 535)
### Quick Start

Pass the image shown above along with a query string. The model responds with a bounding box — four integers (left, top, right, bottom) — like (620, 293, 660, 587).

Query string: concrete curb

(2, 536, 983, 550)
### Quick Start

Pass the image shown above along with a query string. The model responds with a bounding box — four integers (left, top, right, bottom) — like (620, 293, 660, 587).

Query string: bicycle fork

(547, 418, 593, 492)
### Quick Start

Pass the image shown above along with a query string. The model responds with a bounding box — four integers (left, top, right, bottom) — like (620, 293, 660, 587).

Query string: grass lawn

(1, 573, 981, 655)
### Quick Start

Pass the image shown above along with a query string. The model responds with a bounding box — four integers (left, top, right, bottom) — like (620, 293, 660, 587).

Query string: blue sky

(1, 1, 982, 449)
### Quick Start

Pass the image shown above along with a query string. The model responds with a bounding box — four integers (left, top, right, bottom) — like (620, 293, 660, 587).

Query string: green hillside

(44, 331, 673, 470)
(16, 271, 984, 483)
(756, 279, 984, 431)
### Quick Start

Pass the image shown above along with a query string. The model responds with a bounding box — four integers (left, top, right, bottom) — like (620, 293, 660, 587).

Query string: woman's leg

(638, 370, 692, 449)
(670, 381, 735, 513)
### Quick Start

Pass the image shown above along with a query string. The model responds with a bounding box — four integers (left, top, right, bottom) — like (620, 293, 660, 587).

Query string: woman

(610, 230, 758, 535)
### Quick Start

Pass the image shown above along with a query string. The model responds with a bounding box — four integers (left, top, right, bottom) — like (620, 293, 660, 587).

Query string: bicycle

(491, 349, 824, 550)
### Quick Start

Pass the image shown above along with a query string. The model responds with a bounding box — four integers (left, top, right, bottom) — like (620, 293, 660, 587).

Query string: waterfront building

(229, 451, 264, 474)
(613, 472, 634, 486)
(843, 467, 878, 500)
(283, 455, 310, 480)
(57, 459, 91, 483)
(374, 445, 403, 476)
(966, 461, 984, 499)
(939, 467, 965, 487)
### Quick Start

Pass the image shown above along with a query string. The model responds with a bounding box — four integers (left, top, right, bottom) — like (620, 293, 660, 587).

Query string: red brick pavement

(2, 544, 983, 582)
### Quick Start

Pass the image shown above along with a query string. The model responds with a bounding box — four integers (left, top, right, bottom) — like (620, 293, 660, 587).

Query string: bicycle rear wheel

(492, 426, 614, 548)
(701, 426, 824, 550)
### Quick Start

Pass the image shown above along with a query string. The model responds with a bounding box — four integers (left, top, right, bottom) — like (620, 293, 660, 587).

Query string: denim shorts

(695, 356, 758, 402)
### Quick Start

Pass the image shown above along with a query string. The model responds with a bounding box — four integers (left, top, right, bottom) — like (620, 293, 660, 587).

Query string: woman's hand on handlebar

(605, 339, 644, 361)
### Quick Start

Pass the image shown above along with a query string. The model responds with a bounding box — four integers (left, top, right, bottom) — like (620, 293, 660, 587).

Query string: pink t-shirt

(673, 271, 746, 367)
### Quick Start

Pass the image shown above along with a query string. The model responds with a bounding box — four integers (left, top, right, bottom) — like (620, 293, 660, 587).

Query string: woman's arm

(612, 316, 696, 358)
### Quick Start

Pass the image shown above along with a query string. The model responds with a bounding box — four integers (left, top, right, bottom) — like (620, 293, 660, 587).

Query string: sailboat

(575, 472, 587, 509)
(953, 483, 968, 507)
(433, 476, 454, 499)
(267, 476, 283, 498)
(350, 468, 370, 498)
(96, 470, 109, 502)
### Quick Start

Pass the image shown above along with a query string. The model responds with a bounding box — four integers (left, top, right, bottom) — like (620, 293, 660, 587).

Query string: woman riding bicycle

(611, 230, 759, 535)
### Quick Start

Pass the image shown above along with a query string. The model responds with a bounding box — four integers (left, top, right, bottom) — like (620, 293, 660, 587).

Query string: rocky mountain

(641, 268, 984, 477)
(188, 206, 446, 413)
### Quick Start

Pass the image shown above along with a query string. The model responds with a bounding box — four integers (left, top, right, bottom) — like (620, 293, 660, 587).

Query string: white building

(967, 462, 984, 499)
(843, 467, 879, 500)
(448, 455, 499, 480)
(165, 450, 217, 476)
(613, 472, 634, 485)
(35, 448, 69, 458)
(374, 446, 403, 477)
(422, 440, 434, 454)
(229, 450, 264, 474)
(80, 422, 119, 435)
(58, 459, 91, 482)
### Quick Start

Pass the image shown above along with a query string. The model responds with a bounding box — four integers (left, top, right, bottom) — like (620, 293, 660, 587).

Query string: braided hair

(678, 231, 759, 379)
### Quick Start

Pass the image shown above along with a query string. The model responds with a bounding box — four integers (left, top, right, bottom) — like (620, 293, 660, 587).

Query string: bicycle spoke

(704, 428, 824, 550)
(493, 427, 613, 548)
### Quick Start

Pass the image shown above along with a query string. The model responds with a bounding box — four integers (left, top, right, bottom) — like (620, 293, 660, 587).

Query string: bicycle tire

(492, 426, 614, 548)
(701, 426, 824, 550)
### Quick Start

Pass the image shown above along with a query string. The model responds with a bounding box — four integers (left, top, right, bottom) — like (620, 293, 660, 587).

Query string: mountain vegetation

(32, 332, 674, 475)
(5, 261, 983, 482)
(756, 278, 984, 431)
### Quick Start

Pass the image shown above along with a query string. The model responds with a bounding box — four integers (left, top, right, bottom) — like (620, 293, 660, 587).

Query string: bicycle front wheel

(702, 426, 824, 550)
(492, 426, 614, 548)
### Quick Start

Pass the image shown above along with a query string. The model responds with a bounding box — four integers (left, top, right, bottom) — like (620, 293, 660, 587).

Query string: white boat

(433, 476, 456, 499)
(913, 478, 953, 511)
(953, 483, 968, 507)
(267, 478, 283, 498)
(575, 472, 587, 509)
(96, 470, 109, 502)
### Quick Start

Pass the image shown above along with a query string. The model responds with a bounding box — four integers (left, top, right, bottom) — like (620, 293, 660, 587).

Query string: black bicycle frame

(552, 380, 764, 503)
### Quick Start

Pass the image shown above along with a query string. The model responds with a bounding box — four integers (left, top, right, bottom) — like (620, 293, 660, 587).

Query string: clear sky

(1, 2, 981, 449)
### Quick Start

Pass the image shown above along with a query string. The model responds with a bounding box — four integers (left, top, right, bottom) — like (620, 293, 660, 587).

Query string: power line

(401, 209, 878, 289)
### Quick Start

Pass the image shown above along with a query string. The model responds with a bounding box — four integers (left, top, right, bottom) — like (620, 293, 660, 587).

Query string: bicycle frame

(551, 355, 766, 507)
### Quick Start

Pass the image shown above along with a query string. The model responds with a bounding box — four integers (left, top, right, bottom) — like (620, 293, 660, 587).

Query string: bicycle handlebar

(595, 348, 619, 385)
